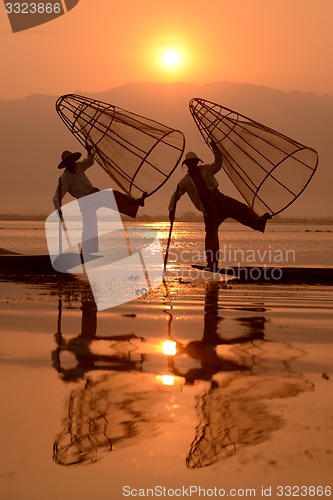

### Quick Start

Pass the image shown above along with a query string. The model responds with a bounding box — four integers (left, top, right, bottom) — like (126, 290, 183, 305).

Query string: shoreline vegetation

(0, 212, 332, 224)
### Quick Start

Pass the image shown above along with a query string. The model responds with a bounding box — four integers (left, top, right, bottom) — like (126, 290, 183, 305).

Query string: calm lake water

(0, 221, 332, 499)
(1, 220, 333, 266)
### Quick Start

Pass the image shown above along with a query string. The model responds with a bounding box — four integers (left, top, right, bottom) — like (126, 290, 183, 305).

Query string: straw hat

(58, 150, 82, 169)
(183, 152, 202, 165)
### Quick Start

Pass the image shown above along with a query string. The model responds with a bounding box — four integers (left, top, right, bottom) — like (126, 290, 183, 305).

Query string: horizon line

(2, 80, 332, 104)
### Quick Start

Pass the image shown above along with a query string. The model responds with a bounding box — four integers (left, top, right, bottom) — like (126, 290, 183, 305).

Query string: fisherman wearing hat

(53, 145, 147, 254)
(168, 140, 271, 271)
(53, 146, 96, 211)
(53, 145, 147, 214)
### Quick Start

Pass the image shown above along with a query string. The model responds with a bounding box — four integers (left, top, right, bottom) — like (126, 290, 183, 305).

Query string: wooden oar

(57, 177, 72, 254)
(163, 195, 178, 277)
(163, 219, 174, 277)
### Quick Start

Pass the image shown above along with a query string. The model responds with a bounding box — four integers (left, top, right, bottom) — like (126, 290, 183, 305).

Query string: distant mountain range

(0, 81, 331, 217)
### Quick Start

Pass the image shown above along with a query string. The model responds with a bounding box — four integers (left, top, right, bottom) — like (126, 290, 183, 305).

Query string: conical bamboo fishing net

(189, 98, 318, 216)
(56, 94, 185, 198)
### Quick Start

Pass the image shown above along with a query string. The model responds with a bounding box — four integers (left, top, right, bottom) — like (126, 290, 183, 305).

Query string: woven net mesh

(186, 370, 314, 469)
(189, 98, 318, 216)
(56, 94, 185, 198)
(53, 378, 113, 466)
(52, 372, 177, 467)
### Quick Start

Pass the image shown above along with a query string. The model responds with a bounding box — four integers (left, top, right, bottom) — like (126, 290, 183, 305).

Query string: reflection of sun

(162, 340, 177, 356)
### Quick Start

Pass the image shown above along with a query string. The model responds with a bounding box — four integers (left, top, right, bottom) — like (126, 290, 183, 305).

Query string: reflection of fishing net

(53, 378, 112, 466)
(189, 98, 318, 216)
(187, 371, 314, 469)
(56, 94, 185, 198)
(53, 373, 177, 466)
(186, 391, 236, 468)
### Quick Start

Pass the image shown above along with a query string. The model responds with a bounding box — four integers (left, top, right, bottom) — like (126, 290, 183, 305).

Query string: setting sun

(162, 49, 181, 68)
(156, 44, 187, 74)
(142, 34, 197, 81)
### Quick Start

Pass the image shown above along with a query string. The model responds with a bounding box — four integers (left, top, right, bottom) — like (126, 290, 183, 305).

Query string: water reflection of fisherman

(170, 281, 266, 384)
(53, 146, 147, 254)
(167, 282, 315, 470)
(52, 298, 145, 381)
(51, 283, 314, 469)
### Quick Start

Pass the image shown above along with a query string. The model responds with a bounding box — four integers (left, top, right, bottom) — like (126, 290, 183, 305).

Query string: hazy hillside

(0, 81, 332, 217)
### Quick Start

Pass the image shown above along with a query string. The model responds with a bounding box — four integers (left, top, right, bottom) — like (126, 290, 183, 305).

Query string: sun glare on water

(162, 340, 177, 356)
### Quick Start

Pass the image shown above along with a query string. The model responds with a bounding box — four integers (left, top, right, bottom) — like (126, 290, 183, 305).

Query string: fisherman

(53, 145, 147, 253)
(168, 140, 271, 270)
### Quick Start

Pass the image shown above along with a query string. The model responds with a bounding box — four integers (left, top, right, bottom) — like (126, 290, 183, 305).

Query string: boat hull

(191, 265, 333, 285)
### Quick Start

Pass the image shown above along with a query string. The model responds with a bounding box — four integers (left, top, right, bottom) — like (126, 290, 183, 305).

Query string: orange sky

(1, 0, 333, 100)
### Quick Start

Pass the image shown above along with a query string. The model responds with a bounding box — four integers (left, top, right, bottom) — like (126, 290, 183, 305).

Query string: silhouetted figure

(53, 147, 147, 254)
(169, 141, 271, 270)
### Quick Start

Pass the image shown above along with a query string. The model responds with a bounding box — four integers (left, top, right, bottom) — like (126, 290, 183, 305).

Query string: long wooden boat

(0, 251, 84, 275)
(192, 264, 333, 285)
(0, 254, 57, 274)
(0, 251, 332, 284)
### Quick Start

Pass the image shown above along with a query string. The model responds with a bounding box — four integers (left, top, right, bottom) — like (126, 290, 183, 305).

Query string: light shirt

(168, 148, 223, 215)
(53, 154, 95, 209)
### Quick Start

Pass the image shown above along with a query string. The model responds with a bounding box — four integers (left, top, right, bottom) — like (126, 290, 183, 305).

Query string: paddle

(163, 197, 178, 277)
